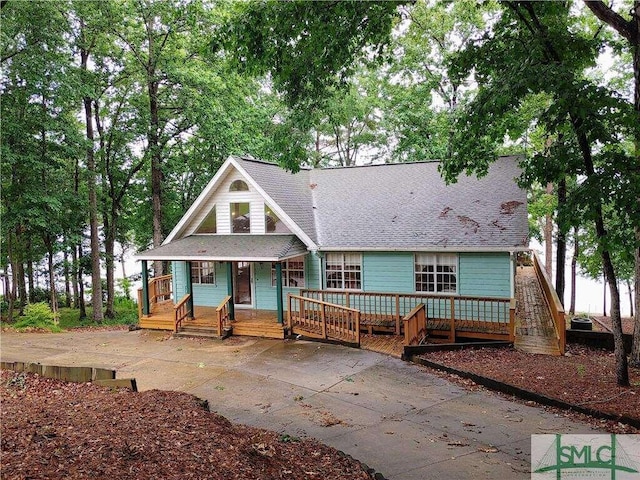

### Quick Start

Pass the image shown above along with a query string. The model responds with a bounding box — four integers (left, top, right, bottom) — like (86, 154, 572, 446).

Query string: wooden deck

(140, 304, 285, 339)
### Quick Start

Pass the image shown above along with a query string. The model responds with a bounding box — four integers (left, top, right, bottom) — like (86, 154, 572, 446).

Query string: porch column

(226, 261, 235, 321)
(275, 261, 284, 324)
(185, 261, 194, 319)
(141, 260, 150, 316)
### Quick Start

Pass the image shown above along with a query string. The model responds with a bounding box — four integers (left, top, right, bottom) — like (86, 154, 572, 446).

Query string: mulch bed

(0, 371, 374, 480)
(417, 344, 639, 433)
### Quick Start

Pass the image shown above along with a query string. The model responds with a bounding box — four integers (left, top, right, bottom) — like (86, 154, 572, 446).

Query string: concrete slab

(0, 329, 607, 480)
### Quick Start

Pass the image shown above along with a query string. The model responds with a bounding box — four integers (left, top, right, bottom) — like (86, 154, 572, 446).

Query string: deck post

(185, 261, 194, 319)
(275, 262, 284, 324)
(141, 261, 150, 316)
(226, 262, 235, 321)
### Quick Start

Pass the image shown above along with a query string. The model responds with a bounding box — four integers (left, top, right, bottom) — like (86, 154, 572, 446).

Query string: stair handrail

(174, 294, 192, 333)
(403, 303, 426, 346)
(532, 252, 566, 354)
(216, 295, 232, 335)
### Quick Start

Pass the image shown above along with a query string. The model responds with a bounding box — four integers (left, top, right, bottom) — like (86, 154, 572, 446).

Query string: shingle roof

(236, 158, 317, 244)
(136, 235, 308, 261)
(234, 156, 528, 251)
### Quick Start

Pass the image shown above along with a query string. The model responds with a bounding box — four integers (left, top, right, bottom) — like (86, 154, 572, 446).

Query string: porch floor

(140, 304, 285, 339)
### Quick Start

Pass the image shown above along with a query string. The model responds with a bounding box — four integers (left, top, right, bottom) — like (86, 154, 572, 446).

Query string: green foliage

(14, 303, 61, 332)
(220, 1, 402, 109)
(57, 299, 138, 329)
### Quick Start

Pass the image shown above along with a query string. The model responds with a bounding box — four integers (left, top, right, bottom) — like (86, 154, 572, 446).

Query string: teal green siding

(172, 261, 229, 307)
(458, 252, 511, 298)
(172, 251, 511, 312)
(253, 261, 298, 310)
(362, 252, 415, 293)
(307, 254, 321, 290)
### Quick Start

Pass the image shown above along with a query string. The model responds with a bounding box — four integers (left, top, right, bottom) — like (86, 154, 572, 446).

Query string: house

(136, 155, 529, 344)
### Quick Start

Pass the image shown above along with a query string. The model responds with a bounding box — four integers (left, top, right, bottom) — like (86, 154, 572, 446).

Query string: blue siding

(307, 254, 321, 290)
(458, 252, 511, 298)
(173, 261, 229, 307)
(172, 261, 188, 298)
(172, 251, 512, 311)
(253, 261, 299, 310)
(362, 252, 415, 293)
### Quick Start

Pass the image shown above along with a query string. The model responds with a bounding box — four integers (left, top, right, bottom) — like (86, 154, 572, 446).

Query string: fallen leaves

(419, 345, 640, 433)
(1, 370, 373, 480)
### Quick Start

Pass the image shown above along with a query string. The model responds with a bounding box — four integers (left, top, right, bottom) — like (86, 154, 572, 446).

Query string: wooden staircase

(514, 265, 563, 356)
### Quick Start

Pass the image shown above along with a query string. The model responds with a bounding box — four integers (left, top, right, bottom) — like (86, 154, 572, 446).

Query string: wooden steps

(231, 321, 285, 339)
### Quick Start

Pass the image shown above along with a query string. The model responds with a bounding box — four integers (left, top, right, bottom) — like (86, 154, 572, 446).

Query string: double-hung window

(325, 253, 362, 290)
(191, 261, 216, 285)
(271, 257, 305, 287)
(415, 253, 457, 293)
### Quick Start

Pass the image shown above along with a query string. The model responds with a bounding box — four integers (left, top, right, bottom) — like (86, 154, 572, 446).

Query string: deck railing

(299, 289, 514, 341)
(216, 295, 232, 335)
(404, 303, 427, 346)
(149, 274, 172, 305)
(533, 252, 566, 354)
(174, 294, 192, 332)
(288, 294, 361, 345)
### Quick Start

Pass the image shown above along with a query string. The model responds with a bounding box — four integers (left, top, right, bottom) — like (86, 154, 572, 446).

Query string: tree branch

(583, 0, 637, 43)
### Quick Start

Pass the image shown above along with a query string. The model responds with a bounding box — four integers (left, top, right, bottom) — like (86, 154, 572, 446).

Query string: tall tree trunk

(603, 268, 607, 317)
(63, 248, 71, 308)
(26, 239, 34, 303)
(544, 182, 553, 276)
(104, 219, 116, 319)
(631, 230, 640, 366)
(570, 227, 578, 315)
(95, 101, 115, 319)
(149, 78, 164, 277)
(45, 238, 58, 322)
(555, 177, 566, 305)
(71, 245, 79, 309)
(82, 44, 103, 323)
(7, 233, 17, 322)
(77, 243, 87, 319)
(14, 240, 27, 313)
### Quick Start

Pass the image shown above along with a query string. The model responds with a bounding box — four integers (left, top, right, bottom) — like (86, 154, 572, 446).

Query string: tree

(583, 1, 640, 367)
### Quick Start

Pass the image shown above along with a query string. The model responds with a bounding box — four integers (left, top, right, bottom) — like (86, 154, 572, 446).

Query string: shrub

(14, 302, 61, 332)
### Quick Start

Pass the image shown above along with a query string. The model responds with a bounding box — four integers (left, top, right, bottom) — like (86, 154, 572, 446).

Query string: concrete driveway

(1, 329, 601, 479)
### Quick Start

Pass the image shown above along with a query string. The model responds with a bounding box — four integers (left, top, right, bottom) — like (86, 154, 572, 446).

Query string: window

(195, 206, 216, 233)
(229, 180, 249, 191)
(191, 261, 216, 285)
(271, 257, 305, 287)
(231, 202, 250, 233)
(265, 205, 291, 233)
(325, 253, 362, 290)
(415, 253, 457, 293)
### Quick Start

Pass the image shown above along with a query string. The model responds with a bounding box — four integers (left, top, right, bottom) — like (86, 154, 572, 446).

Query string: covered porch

(136, 235, 309, 339)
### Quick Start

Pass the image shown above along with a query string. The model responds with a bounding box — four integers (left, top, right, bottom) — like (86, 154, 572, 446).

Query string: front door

(233, 262, 252, 307)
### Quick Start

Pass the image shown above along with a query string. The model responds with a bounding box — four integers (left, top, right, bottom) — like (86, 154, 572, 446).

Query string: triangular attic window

(196, 205, 217, 233)
(265, 205, 291, 233)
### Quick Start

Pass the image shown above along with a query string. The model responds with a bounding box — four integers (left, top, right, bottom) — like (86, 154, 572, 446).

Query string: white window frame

(324, 253, 362, 291)
(415, 253, 458, 294)
(271, 257, 305, 288)
(191, 261, 216, 285)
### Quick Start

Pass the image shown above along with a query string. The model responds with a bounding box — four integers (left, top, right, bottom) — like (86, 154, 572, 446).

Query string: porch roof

(135, 235, 308, 262)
